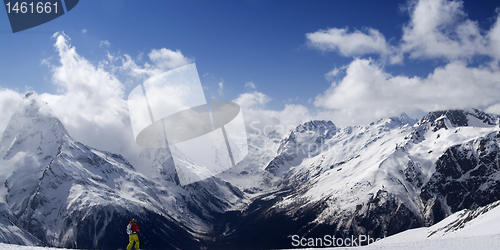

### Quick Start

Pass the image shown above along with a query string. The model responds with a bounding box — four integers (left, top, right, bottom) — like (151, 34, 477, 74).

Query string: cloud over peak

(307, 0, 500, 124)
(314, 58, 500, 112)
(307, 0, 500, 64)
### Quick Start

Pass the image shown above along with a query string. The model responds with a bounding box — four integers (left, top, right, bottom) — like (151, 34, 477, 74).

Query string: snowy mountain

(0, 95, 246, 249)
(2, 94, 500, 250)
(208, 109, 500, 249)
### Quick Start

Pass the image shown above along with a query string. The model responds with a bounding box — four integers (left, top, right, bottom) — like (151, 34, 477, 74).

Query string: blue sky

(0, 0, 496, 107)
(2, 0, 500, 155)
(0, 1, 403, 102)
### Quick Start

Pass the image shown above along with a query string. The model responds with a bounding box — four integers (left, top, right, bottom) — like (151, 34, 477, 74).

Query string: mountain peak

(416, 109, 497, 130)
(0, 97, 69, 157)
(397, 112, 417, 126)
(295, 120, 336, 133)
(370, 113, 417, 128)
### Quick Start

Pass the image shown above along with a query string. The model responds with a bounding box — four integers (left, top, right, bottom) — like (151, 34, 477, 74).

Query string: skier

(126, 218, 140, 250)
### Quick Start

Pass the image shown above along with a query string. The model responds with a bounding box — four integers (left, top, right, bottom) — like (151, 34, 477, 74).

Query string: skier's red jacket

(129, 221, 139, 235)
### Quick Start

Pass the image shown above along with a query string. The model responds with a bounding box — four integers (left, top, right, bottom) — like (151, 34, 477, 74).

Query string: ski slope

(0, 243, 70, 250)
(292, 200, 500, 250)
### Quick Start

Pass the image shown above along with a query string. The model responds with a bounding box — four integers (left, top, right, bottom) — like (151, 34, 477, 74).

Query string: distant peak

(396, 113, 417, 126)
(1, 96, 69, 147)
(18, 94, 52, 118)
(418, 110, 468, 127)
(416, 109, 497, 129)
(295, 120, 336, 133)
(371, 113, 417, 128)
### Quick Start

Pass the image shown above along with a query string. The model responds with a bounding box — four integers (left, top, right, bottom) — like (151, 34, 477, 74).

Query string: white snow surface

(0, 243, 62, 249)
(291, 200, 500, 250)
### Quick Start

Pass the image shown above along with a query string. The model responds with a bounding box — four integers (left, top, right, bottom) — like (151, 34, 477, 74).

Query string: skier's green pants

(127, 234, 139, 250)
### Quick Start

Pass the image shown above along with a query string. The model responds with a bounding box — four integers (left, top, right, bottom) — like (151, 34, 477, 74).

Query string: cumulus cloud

(234, 91, 270, 109)
(314, 58, 500, 122)
(489, 13, 500, 63)
(307, 27, 392, 57)
(99, 40, 110, 48)
(148, 48, 193, 70)
(307, 0, 500, 64)
(81, 29, 87, 34)
(7, 33, 199, 177)
(324, 65, 348, 82)
(401, 0, 488, 60)
(233, 91, 314, 135)
(39, 33, 130, 156)
(245, 81, 256, 89)
(306, 0, 500, 125)
(0, 89, 24, 133)
(117, 48, 193, 80)
(218, 79, 224, 96)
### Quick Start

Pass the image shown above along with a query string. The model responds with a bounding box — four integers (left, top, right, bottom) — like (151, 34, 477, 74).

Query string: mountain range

(1, 93, 500, 249)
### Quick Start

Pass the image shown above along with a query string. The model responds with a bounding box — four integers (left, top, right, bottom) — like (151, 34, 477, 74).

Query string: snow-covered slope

(349, 199, 500, 250)
(377, 200, 500, 243)
(0, 94, 247, 249)
(286, 200, 500, 249)
(209, 109, 500, 249)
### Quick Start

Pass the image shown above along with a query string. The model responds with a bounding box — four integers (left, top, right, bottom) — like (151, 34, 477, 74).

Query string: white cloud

(306, 27, 390, 56)
(485, 103, 500, 114)
(116, 49, 193, 80)
(314, 58, 500, 122)
(137, 52, 144, 62)
(119, 54, 160, 78)
(232, 91, 318, 135)
(99, 40, 110, 48)
(218, 79, 224, 96)
(245, 81, 256, 89)
(232, 90, 403, 130)
(305, 0, 500, 125)
(148, 48, 193, 70)
(203, 72, 215, 78)
(307, 0, 500, 64)
(234, 91, 270, 108)
(81, 29, 87, 34)
(400, 0, 488, 60)
(306, 27, 401, 63)
(39, 33, 132, 161)
(24, 33, 203, 177)
(324, 65, 347, 82)
(486, 12, 500, 67)
(235, 98, 313, 135)
(0, 89, 24, 134)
